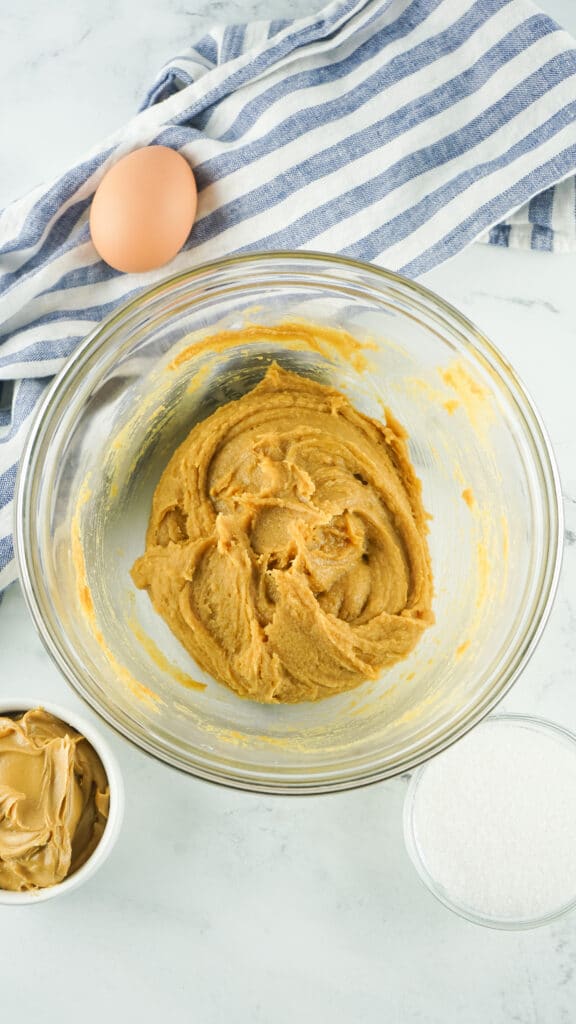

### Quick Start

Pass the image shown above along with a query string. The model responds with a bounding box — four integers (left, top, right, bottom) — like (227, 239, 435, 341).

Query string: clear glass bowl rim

(14, 251, 564, 793)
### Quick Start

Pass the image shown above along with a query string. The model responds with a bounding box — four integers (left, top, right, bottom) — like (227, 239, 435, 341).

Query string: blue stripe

(0, 278, 146, 348)
(529, 185, 555, 250)
(0, 204, 91, 298)
(141, 70, 193, 109)
(530, 224, 554, 251)
(268, 19, 290, 39)
(0, 464, 17, 511)
(344, 97, 576, 266)
(159, 0, 442, 139)
(0, 293, 139, 347)
(0, 148, 112, 258)
(1, 378, 48, 440)
(200, 0, 450, 146)
(38, 258, 120, 296)
(180, 18, 553, 251)
(221, 25, 247, 64)
(2, 0, 576, 589)
(0, 535, 14, 569)
(401, 141, 576, 275)
(488, 223, 512, 246)
(0, 336, 81, 371)
(163, 0, 369, 130)
(210, 50, 576, 256)
(0, 379, 12, 420)
(177, 16, 555, 246)
(194, 33, 220, 68)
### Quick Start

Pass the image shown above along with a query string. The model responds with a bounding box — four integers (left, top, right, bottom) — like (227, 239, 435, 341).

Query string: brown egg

(89, 146, 197, 273)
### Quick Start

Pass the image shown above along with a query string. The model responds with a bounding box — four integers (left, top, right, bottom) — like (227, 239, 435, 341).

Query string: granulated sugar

(408, 718, 576, 923)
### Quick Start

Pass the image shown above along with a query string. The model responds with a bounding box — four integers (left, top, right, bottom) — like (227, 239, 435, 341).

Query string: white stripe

(508, 225, 537, 246)
(306, 55, 576, 256)
(382, 109, 576, 268)
(248, 19, 275, 49)
(0, 181, 48, 249)
(0, 241, 96, 329)
(0, 358, 68, 382)
(0, 560, 17, 591)
(0, 14, 570, 340)
(199, 0, 416, 142)
(0, 502, 16, 538)
(0, 318, 96, 360)
(0, 410, 40, 468)
(182, 30, 566, 261)
(0, 1, 528, 338)
(550, 175, 576, 246)
(136, 0, 372, 136)
(2, 0, 576, 586)
(194, 0, 528, 222)
(193, 0, 483, 205)
(0, 2, 525, 327)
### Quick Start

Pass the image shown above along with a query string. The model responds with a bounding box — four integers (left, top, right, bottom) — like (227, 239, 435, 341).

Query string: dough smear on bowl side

(132, 363, 434, 703)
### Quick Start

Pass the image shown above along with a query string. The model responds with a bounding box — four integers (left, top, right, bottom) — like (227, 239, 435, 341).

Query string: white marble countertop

(2, 1, 576, 1021)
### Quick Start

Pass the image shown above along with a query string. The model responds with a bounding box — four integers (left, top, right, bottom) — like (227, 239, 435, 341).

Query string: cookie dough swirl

(132, 364, 434, 703)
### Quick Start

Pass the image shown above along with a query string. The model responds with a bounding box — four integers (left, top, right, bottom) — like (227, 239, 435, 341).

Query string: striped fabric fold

(1, 0, 576, 590)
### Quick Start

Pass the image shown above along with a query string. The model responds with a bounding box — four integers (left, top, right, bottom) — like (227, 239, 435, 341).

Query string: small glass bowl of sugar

(404, 714, 576, 929)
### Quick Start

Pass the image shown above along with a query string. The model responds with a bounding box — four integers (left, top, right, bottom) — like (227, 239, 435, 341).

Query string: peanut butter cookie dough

(132, 364, 434, 703)
(0, 709, 109, 891)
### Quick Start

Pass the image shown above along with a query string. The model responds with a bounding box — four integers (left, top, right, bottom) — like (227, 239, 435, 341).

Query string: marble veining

(2, 1, 576, 1022)
(471, 289, 562, 315)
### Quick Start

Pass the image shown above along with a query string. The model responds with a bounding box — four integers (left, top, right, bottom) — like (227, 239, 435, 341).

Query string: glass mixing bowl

(16, 253, 562, 793)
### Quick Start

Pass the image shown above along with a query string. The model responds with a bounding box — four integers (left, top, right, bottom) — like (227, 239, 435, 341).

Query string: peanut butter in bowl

(132, 363, 434, 704)
(0, 707, 110, 893)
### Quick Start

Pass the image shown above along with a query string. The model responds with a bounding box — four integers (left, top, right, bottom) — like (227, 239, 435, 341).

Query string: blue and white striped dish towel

(2, 0, 576, 590)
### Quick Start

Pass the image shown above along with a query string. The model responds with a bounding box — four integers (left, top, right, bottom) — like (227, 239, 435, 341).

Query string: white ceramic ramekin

(0, 698, 124, 904)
